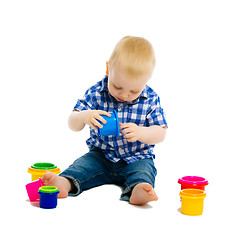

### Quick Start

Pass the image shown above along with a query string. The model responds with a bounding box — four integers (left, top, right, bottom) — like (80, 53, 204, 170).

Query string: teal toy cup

(98, 110, 120, 136)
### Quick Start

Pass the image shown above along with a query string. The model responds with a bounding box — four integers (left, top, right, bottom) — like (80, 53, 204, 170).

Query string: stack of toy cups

(28, 162, 60, 181)
(38, 186, 60, 209)
(178, 176, 208, 216)
(26, 162, 61, 209)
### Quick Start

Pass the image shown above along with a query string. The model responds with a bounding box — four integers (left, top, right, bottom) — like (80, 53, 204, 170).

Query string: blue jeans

(59, 146, 157, 201)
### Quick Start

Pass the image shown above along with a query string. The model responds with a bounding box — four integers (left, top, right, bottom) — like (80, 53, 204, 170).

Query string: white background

(1, 0, 234, 239)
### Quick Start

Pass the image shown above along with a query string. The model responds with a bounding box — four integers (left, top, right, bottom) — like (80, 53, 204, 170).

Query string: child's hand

(82, 110, 111, 130)
(120, 122, 143, 142)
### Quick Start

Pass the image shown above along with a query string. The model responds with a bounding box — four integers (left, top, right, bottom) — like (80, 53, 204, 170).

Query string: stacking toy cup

(28, 162, 60, 181)
(178, 176, 208, 190)
(98, 110, 120, 136)
(38, 186, 60, 209)
(25, 177, 43, 201)
(179, 189, 206, 216)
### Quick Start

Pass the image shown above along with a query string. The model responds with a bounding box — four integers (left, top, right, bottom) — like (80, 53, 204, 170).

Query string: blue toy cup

(38, 186, 59, 209)
(98, 110, 120, 136)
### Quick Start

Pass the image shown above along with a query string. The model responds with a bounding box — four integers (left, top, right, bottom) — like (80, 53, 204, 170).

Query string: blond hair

(108, 36, 155, 79)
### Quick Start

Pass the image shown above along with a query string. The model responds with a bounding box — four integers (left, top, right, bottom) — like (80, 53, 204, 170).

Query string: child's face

(108, 65, 150, 103)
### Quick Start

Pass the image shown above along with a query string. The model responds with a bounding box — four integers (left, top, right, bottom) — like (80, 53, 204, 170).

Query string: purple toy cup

(26, 177, 43, 201)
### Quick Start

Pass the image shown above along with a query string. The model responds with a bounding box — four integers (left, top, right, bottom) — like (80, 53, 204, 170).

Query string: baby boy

(42, 36, 168, 205)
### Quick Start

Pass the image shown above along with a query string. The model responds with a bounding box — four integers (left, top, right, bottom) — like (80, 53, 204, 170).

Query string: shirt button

(118, 147, 122, 152)
(118, 107, 121, 111)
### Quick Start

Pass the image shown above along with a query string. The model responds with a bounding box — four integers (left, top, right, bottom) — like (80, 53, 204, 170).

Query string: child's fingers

(120, 123, 132, 129)
(89, 122, 98, 130)
(120, 123, 128, 129)
(91, 118, 103, 129)
(95, 114, 107, 125)
(125, 136, 137, 142)
(123, 132, 135, 139)
(126, 138, 136, 142)
(97, 110, 111, 117)
(121, 127, 132, 135)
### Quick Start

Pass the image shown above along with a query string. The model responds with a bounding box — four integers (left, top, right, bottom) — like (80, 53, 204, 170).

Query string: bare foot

(129, 182, 158, 205)
(41, 172, 71, 198)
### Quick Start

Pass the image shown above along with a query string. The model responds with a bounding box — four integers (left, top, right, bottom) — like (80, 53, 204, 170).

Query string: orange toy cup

(180, 189, 206, 216)
(28, 162, 60, 181)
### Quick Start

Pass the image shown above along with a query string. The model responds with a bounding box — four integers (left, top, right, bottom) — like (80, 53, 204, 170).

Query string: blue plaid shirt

(73, 76, 167, 164)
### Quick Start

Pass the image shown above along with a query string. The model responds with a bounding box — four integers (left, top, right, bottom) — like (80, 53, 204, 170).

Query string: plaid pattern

(73, 76, 167, 164)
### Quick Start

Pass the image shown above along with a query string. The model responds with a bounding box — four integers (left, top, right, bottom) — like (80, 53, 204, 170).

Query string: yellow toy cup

(28, 163, 60, 181)
(179, 189, 206, 216)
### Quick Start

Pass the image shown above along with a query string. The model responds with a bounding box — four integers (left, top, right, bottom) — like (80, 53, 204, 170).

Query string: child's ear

(106, 61, 109, 76)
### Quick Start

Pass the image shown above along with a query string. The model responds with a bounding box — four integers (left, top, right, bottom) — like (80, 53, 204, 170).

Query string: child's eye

(114, 85, 122, 90)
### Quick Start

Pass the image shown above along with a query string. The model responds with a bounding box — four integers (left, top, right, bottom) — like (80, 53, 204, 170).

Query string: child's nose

(120, 92, 129, 100)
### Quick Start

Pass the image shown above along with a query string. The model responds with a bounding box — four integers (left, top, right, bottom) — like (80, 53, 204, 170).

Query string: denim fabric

(59, 146, 157, 202)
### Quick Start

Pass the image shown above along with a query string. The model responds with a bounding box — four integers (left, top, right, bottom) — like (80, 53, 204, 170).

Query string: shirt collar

(99, 75, 109, 92)
(139, 87, 148, 99)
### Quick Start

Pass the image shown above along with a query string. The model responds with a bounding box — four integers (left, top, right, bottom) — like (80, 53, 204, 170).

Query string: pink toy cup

(178, 176, 208, 190)
(26, 178, 43, 201)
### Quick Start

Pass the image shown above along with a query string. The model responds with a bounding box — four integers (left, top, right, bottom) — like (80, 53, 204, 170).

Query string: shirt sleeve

(73, 88, 96, 111)
(146, 95, 168, 127)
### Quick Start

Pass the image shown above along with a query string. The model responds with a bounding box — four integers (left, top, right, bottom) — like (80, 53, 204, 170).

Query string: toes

(42, 171, 52, 180)
(152, 191, 158, 201)
(130, 183, 158, 205)
(142, 183, 153, 192)
(142, 183, 158, 200)
(41, 171, 55, 185)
